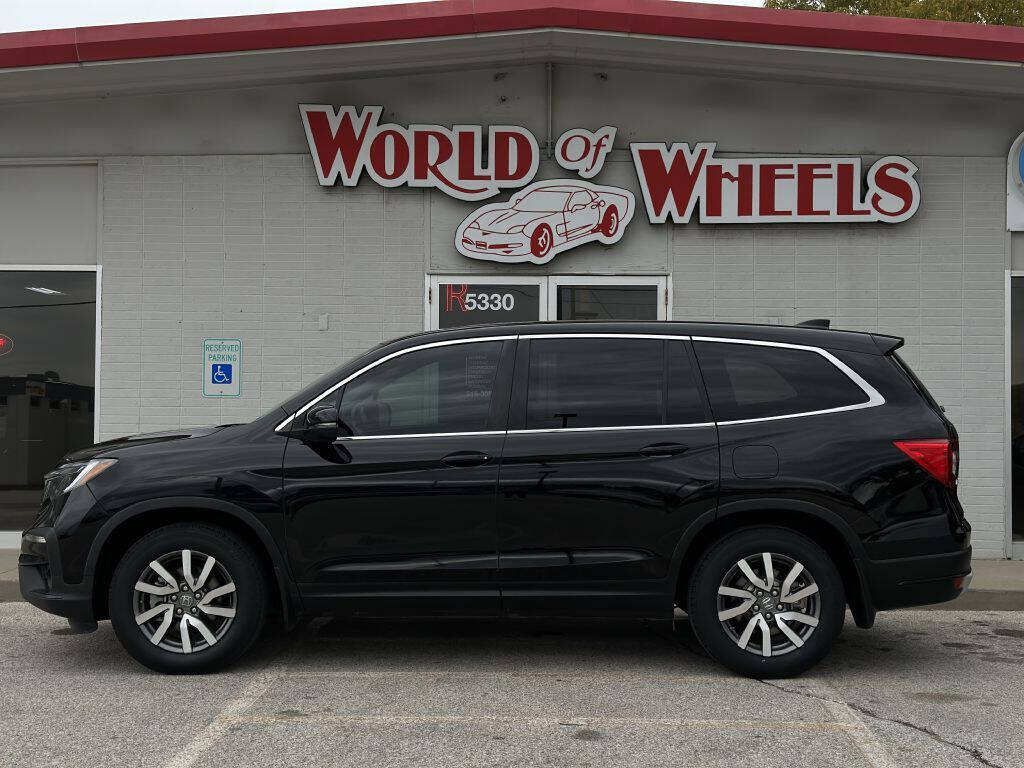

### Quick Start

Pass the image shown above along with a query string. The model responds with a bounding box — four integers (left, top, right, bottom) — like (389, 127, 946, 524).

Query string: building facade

(0, 1, 1022, 557)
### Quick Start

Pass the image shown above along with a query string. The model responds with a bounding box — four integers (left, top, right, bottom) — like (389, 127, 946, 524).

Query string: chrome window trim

(274, 335, 515, 433)
(332, 423, 715, 443)
(690, 335, 886, 425)
(335, 430, 505, 442)
(278, 331, 885, 436)
(507, 422, 714, 435)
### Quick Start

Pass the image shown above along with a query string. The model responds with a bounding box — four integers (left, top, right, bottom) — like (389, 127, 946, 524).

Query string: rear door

(496, 334, 719, 617)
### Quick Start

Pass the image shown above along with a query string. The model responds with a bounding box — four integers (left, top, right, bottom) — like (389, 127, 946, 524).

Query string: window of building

(339, 341, 503, 437)
(525, 337, 666, 429)
(694, 341, 868, 422)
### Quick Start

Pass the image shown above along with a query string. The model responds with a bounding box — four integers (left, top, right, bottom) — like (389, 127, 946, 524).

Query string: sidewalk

(0, 547, 1021, 609)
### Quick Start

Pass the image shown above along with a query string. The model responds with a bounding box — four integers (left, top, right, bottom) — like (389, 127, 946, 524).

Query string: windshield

(514, 190, 571, 212)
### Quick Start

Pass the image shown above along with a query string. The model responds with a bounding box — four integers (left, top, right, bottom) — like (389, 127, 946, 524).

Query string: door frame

(0, 264, 103, 443)
(426, 274, 671, 330)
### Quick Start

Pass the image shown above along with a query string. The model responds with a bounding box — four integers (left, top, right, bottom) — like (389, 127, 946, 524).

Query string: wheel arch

(670, 499, 875, 629)
(86, 497, 301, 625)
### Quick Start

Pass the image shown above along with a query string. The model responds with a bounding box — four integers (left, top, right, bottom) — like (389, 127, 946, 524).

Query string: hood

(472, 208, 549, 232)
(64, 425, 232, 462)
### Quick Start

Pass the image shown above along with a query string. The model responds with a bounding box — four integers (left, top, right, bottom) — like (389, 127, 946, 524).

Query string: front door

(282, 337, 515, 616)
(497, 334, 719, 617)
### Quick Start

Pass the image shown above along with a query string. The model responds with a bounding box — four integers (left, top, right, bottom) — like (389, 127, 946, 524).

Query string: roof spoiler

(796, 319, 830, 329)
(871, 333, 904, 355)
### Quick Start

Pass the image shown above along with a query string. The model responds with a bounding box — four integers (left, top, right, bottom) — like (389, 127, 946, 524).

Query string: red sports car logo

(455, 180, 635, 264)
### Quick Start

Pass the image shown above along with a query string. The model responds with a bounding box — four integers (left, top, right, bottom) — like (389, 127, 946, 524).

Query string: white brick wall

(99, 155, 424, 438)
(99, 154, 1008, 557)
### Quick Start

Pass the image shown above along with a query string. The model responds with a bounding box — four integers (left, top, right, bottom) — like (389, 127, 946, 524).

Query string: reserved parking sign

(203, 338, 241, 397)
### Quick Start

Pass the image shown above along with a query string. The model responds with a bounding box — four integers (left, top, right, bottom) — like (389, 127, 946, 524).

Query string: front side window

(693, 341, 869, 422)
(525, 338, 666, 429)
(338, 341, 503, 437)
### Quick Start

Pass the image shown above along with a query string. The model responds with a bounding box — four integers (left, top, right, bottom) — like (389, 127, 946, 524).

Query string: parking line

(215, 712, 859, 732)
(162, 640, 301, 768)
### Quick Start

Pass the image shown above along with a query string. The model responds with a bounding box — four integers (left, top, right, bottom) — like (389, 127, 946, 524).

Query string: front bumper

(18, 528, 95, 623)
(866, 545, 973, 611)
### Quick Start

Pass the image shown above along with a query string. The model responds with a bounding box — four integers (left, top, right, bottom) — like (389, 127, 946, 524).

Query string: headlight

(507, 225, 525, 234)
(62, 458, 118, 494)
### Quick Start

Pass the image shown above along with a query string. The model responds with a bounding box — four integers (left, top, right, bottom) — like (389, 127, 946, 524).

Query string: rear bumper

(18, 528, 95, 623)
(865, 545, 973, 611)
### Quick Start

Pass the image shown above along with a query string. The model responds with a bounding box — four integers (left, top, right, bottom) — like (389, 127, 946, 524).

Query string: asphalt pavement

(1, 604, 1022, 768)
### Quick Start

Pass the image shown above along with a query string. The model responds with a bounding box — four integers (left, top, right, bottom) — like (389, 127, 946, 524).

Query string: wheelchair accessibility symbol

(212, 364, 233, 384)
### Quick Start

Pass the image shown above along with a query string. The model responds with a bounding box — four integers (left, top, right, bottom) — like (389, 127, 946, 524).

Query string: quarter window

(338, 341, 503, 437)
(525, 338, 666, 429)
(693, 341, 869, 422)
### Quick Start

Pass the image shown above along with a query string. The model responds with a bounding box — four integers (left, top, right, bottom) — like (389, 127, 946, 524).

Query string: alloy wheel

(133, 549, 237, 654)
(716, 551, 820, 658)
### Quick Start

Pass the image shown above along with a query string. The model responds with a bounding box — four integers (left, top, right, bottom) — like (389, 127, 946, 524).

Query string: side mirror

(296, 405, 340, 442)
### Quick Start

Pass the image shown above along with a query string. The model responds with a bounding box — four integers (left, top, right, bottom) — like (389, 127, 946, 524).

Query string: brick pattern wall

(99, 155, 424, 439)
(672, 157, 1007, 557)
(100, 154, 1007, 556)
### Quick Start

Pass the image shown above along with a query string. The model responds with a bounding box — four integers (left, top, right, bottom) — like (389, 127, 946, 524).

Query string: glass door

(0, 268, 98, 531)
(1012, 276, 1024, 550)
(428, 275, 670, 329)
(549, 276, 668, 321)
(428, 276, 548, 330)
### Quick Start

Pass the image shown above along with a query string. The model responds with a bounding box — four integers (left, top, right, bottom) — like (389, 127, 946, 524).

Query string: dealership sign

(300, 105, 921, 263)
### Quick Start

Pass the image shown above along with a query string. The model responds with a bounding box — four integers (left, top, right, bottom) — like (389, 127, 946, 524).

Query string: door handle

(638, 442, 689, 457)
(441, 451, 492, 467)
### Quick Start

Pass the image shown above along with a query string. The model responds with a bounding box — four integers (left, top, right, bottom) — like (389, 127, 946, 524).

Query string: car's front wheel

(687, 526, 845, 678)
(109, 523, 268, 674)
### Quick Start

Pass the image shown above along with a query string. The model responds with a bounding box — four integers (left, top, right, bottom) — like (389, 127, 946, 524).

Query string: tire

(109, 523, 268, 674)
(529, 225, 553, 260)
(687, 526, 845, 678)
(599, 206, 619, 237)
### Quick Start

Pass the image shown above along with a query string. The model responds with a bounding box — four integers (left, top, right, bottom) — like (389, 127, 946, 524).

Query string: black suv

(19, 322, 971, 677)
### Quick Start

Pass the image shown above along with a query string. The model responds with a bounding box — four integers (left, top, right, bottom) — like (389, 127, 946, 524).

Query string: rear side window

(693, 341, 869, 422)
(526, 338, 665, 429)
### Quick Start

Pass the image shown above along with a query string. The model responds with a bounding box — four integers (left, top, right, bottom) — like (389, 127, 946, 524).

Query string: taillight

(894, 438, 957, 488)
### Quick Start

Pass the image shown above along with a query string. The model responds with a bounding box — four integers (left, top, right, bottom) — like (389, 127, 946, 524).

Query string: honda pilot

(19, 322, 971, 677)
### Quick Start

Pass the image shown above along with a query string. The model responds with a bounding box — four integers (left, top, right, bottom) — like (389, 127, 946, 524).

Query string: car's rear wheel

(530, 225, 553, 259)
(599, 206, 619, 237)
(687, 526, 845, 678)
(109, 523, 268, 674)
